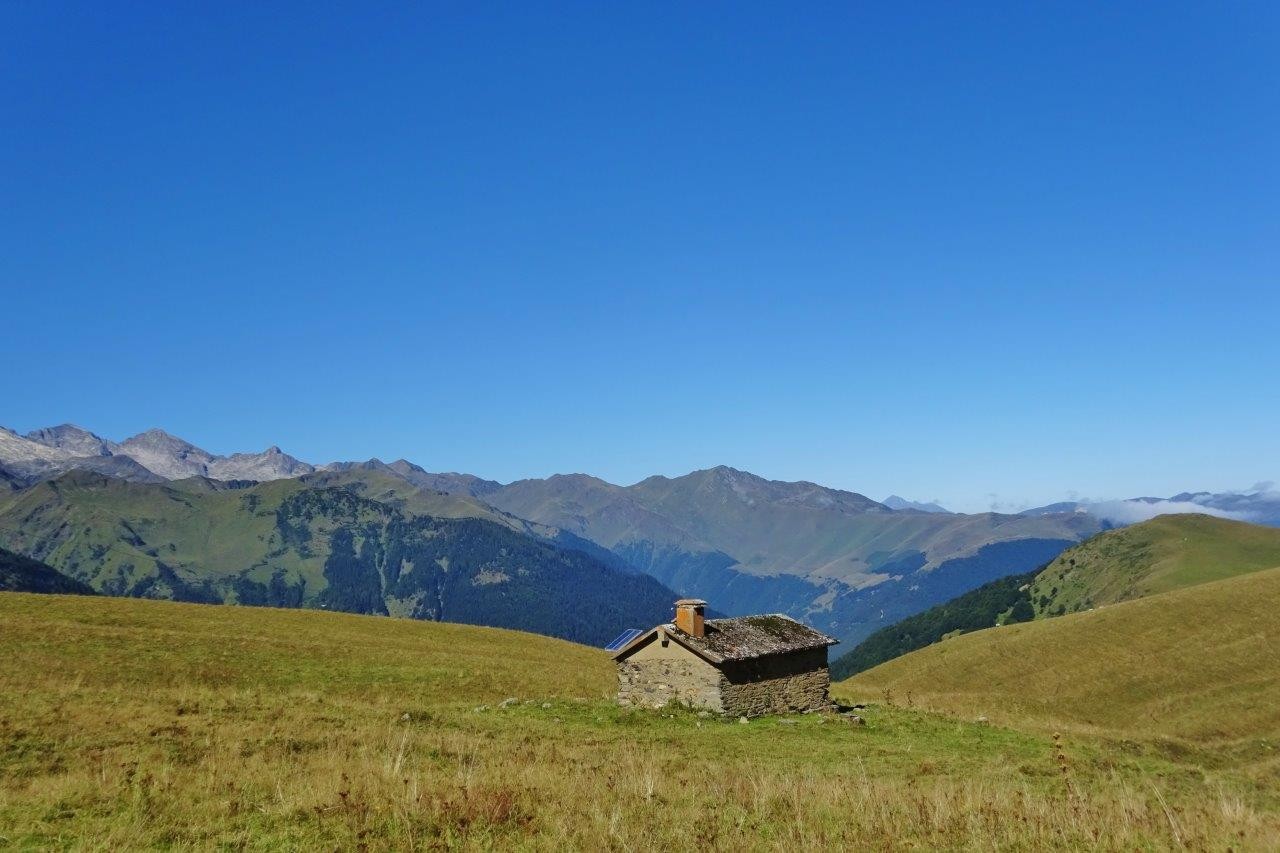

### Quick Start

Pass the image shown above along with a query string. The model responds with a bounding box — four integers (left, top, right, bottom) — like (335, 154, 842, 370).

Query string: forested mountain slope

(0, 546, 96, 595)
(0, 472, 675, 645)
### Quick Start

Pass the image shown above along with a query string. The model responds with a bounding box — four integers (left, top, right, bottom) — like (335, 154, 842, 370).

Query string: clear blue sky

(3, 3, 1277, 512)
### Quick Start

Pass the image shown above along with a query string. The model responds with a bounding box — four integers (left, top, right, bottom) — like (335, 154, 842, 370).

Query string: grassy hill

(2, 593, 1278, 848)
(832, 514, 1280, 678)
(838, 566, 1280, 755)
(1031, 512, 1280, 615)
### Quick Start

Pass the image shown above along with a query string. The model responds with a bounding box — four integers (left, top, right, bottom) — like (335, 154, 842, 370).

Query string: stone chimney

(674, 599, 707, 638)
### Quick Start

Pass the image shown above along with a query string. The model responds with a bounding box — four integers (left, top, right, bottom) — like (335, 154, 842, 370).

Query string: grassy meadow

(2, 592, 1279, 850)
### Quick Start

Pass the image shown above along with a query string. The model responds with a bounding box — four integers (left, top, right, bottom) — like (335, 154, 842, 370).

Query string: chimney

(674, 599, 707, 638)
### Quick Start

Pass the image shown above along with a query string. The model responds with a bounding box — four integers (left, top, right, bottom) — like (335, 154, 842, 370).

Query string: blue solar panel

(604, 628, 644, 651)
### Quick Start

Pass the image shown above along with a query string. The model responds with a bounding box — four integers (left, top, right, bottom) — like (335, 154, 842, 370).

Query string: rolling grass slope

(839, 566, 1280, 755)
(3, 593, 1279, 848)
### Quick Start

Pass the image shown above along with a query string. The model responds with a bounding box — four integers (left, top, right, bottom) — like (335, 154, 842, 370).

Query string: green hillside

(831, 513, 1280, 678)
(0, 546, 95, 595)
(298, 464, 520, 526)
(838, 566, 1280, 751)
(3, 592, 1277, 848)
(0, 471, 677, 645)
(1030, 512, 1280, 615)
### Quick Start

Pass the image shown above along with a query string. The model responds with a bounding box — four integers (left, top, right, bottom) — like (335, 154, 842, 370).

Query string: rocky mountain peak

(24, 424, 118, 457)
(651, 465, 886, 514)
(384, 460, 504, 497)
(882, 495, 951, 514)
(121, 428, 204, 452)
(0, 426, 72, 465)
(116, 429, 214, 479)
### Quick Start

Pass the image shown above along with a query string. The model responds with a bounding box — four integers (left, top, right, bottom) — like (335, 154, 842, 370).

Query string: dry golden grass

(839, 566, 1280, 767)
(3, 592, 1279, 850)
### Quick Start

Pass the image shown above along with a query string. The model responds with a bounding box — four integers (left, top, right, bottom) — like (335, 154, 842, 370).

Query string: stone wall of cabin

(617, 657, 724, 711)
(718, 648, 832, 717)
(617, 643, 832, 716)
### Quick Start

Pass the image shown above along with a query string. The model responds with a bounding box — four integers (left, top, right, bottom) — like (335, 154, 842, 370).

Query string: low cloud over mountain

(1024, 487, 1280, 527)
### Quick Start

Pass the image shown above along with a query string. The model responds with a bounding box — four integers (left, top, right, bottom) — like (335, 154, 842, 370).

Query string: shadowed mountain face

(0, 546, 96, 595)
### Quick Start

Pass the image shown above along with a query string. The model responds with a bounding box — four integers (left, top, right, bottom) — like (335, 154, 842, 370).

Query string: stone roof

(613, 614, 837, 664)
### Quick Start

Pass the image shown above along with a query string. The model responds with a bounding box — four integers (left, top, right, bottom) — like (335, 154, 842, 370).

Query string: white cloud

(1086, 499, 1253, 525)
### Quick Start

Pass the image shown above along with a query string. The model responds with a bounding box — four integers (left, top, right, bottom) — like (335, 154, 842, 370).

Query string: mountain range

(0, 425, 314, 485)
(881, 495, 950, 513)
(2, 422, 1272, 645)
(0, 423, 1100, 644)
(478, 466, 1098, 642)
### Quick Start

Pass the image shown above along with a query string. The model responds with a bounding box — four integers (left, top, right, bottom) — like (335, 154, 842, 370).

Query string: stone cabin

(612, 599, 838, 717)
